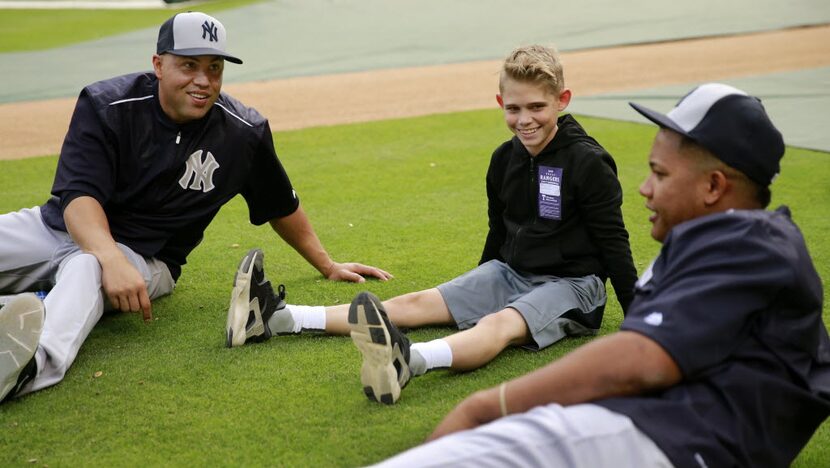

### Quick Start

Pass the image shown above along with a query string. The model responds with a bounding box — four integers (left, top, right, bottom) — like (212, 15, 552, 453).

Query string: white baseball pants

(0, 206, 175, 395)
(374, 403, 674, 468)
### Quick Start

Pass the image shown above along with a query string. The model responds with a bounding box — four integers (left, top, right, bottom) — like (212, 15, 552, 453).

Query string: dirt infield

(1, 25, 828, 160)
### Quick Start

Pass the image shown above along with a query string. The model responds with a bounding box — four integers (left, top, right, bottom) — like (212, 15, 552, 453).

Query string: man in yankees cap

(371, 83, 829, 468)
(0, 12, 390, 402)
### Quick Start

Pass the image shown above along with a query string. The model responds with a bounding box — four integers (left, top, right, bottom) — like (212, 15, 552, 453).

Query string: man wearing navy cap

(0, 12, 390, 403)
(373, 83, 829, 468)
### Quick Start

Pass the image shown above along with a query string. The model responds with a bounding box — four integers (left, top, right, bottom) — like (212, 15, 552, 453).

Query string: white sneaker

(225, 249, 286, 348)
(0, 293, 44, 402)
(348, 291, 412, 404)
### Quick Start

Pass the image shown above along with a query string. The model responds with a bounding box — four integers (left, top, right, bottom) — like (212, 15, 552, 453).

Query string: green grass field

(0, 0, 262, 53)
(0, 110, 828, 466)
(2, 4, 829, 466)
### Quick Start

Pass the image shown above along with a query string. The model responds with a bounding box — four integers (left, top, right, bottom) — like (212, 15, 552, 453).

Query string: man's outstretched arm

(428, 330, 681, 440)
(269, 204, 392, 283)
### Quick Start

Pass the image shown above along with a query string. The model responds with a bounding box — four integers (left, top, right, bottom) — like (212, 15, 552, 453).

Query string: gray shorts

(437, 260, 606, 350)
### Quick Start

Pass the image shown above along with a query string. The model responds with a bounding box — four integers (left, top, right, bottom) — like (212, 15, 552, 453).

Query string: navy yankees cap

(157, 12, 242, 64)
(630, 83, 784, 186)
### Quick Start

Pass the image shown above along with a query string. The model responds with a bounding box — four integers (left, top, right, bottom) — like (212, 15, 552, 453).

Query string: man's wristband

(499, 382, 508, 417)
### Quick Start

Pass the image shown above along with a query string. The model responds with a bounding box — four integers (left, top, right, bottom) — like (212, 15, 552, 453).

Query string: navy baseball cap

(630, 83, 784, 186)
(157, 12, 242, 64)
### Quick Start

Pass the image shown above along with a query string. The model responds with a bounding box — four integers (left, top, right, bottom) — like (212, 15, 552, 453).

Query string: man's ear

(152, 54, 163, 79)
(704, 170, 729, 206)
(558, 88, 572, 111)
(496, 94, 504, 109)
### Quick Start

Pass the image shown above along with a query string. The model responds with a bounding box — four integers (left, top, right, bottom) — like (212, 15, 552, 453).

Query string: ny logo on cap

(201, 20, 218, 42)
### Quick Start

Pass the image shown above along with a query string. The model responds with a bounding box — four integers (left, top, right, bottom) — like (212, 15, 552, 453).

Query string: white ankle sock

(410, 339, 453, 375)
(286, 304, 326, 333)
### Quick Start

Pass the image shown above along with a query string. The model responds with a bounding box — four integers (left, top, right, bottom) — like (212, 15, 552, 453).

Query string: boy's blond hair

(499, 45, 565, 95)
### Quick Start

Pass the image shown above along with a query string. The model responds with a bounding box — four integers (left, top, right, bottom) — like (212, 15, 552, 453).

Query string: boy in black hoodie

(226, 45, 637, 405)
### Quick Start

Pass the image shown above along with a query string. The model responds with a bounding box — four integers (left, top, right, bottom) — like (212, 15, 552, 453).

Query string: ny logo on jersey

(202, 21, 218, 42)
(179, 150, 220, 193)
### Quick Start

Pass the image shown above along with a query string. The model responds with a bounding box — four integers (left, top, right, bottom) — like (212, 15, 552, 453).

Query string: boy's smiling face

(497, 78, 571, 156)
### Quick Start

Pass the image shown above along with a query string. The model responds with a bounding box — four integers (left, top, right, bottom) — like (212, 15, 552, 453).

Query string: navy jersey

(597, 206, 830, 468)
(41, 72, 299, 280)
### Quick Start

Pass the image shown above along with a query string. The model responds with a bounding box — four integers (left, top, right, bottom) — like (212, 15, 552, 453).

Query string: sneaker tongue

(1, 357, 37, 403)
(408, 349, 427, 376)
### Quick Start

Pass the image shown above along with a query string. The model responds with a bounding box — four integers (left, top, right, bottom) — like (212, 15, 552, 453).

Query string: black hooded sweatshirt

(480, 114, 637, 312)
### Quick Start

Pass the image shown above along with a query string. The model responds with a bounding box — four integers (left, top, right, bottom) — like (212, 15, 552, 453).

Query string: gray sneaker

(348, 291, 411, 404)
(225, 249, 286, 348)
(0, 293, 44, 402)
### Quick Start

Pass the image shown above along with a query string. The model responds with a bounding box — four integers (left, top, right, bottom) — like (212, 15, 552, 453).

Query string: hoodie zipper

(511, 156, 538, 261)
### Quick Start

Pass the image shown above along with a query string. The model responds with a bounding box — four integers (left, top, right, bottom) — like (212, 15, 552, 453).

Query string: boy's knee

(477, 308, 530, 343)
(384, 291, 428, 323)
(386, 290, 423, 309)
(384, 289, 450, 326)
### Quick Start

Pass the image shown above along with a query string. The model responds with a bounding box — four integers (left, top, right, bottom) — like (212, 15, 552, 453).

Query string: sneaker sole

(348, 294, 407, 405)
(0, 294, 44, 400)
(225, 249, 265, 348)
